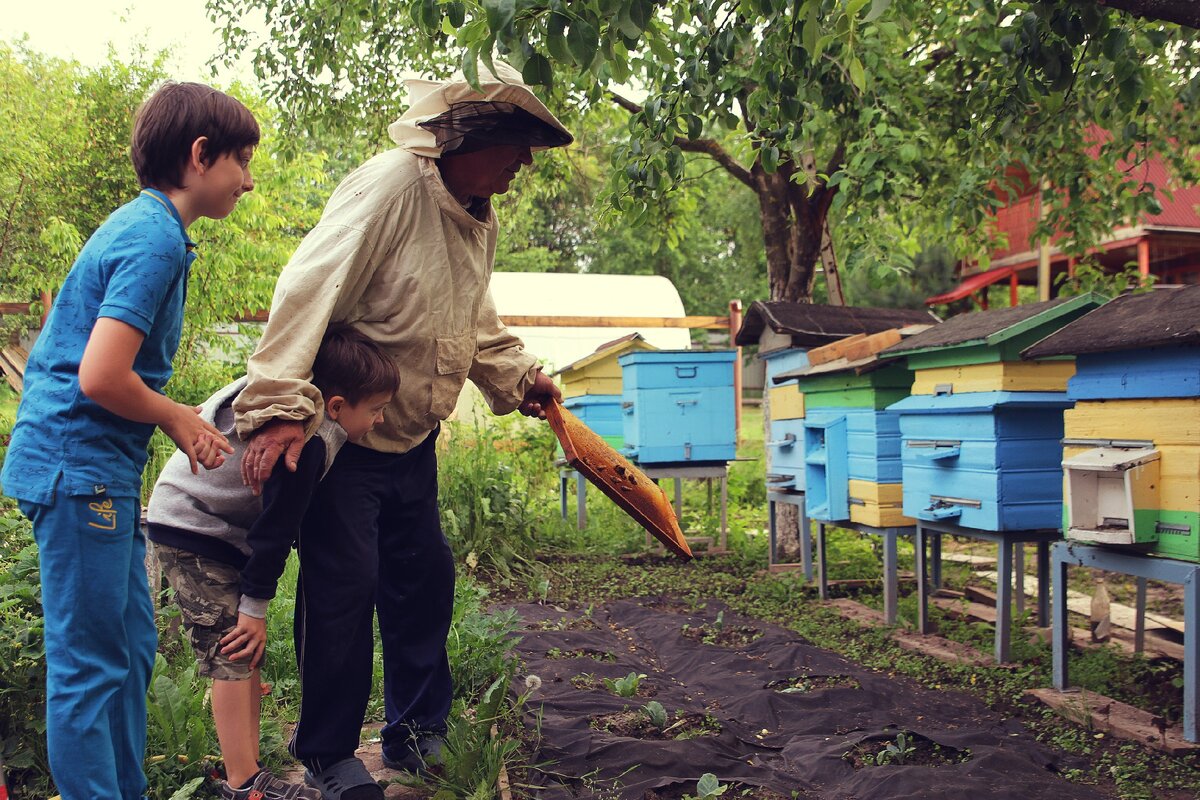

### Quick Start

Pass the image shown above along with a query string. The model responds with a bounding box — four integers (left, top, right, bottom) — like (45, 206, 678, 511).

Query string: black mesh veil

(417, 100, 572, 155)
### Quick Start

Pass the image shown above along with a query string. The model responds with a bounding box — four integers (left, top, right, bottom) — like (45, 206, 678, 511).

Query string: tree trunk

(754, 163, 827, 303)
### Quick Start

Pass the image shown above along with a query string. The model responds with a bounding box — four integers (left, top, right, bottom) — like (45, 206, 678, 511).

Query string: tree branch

(609, 90, 756, 189)
(1097, 0, 1200, 29)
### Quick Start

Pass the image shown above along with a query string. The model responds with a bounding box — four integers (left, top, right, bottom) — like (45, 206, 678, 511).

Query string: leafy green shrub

(0, 509, 50, 799)
(438, 419, 551, 583)
(642, 701, 668, 728)
(447, 577, 520, 703)
(143, 653, 219, 799)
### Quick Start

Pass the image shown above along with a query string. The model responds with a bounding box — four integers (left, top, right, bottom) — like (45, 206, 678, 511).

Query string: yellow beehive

(848, 480, 913, 527)
(557, 335, 659, 398)
(768, 383, 805, 420)
(910, 360, 1076, 395)
(1063, 398, 1200, 447)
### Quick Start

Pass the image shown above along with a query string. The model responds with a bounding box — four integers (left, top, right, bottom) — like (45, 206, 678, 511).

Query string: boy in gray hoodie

(147, 326, 399, 800)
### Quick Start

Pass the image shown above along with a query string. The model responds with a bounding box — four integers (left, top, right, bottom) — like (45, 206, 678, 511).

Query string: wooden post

(1009, 273, 1019, 307)
(1067, 257, 1076, 279)
(39, 291, 52, 326)
(1037, 180, 1052, 302)
(799, 150, 844, 305)
(729, 299, 743, 441)
(818, 217, 845, 306)
(1138, 237, 1151, 278)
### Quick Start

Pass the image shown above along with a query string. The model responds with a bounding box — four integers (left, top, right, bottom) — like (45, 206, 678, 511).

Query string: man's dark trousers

(290, 429, 454, 772)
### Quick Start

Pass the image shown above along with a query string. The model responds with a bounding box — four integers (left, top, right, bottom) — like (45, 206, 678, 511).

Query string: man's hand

(240, 419, 305, 496)
(159, 403, 234, 475)
(517, 369, 562, 420)
(220, 612, 267, 668)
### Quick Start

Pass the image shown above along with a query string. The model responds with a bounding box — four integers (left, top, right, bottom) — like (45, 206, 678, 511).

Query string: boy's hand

(220, 612, 267, 668)
(517, 370, 562, 420)
(241, 419, 306, 496)
(160, 402, 234, 474)
(194, 429, 228, 471)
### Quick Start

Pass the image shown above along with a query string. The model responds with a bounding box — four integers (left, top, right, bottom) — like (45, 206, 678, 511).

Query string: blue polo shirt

(1, 189, 197, 504)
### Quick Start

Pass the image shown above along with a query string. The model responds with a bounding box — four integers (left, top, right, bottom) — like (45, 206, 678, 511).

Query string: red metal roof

(924, 264, 1018, 306)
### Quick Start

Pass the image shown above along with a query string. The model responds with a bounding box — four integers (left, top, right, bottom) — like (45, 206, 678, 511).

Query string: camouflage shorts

(155, 543, 253, 681)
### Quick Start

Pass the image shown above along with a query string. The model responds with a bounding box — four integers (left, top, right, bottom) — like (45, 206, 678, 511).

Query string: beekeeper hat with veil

(388, 60, 573, 157)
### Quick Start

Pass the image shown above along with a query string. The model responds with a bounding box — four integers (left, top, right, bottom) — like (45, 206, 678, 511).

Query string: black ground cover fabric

(507, 598, 1109, 799)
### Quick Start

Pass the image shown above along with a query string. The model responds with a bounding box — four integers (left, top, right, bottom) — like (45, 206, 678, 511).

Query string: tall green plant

(0, 510, 50, 799)
(438, 419, 550, 583)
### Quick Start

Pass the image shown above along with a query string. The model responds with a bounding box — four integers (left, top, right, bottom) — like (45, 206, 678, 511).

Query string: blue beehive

(761, 347, 810, 491)
(888, 392, 1073, 530)
(563, 395, 624, 448)
(880, 294, 1106, 531)
(619, 350, 737, 464)
(777, 341, 915, 525)
(736, 302, 939, 493)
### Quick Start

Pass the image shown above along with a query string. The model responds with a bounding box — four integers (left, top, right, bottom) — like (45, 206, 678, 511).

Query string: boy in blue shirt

(1, 82, 259, 800)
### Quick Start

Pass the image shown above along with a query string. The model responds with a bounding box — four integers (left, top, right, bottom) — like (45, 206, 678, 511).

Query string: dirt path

(507, 597, 1114, 800)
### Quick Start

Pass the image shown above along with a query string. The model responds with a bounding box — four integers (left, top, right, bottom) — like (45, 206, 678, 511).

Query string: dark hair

(312, 325, 400, 406)
(130, 82, 260, 190)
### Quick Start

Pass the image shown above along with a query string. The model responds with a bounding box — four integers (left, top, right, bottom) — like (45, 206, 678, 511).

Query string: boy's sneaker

(219, 769, 324, 800)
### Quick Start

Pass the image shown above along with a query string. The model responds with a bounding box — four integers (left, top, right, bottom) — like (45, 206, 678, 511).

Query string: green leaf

(618, 5, 642, 39)
(167, 777, 206, 800)
(696, 773, 727, 798)
(863, 0, 892, 23)
(547, 12, 571, 63)
(761, 145, 780, 173)
(462, 47, 480, 89)
(441, 15, 458, 36)
(522, 53, 553, 87)
(803, 4, 819, 55)
(849, 56, 866, 92)
(483, 0, 515, 34)
(847, 0, 871, 20)
(566, 17, 599, 67)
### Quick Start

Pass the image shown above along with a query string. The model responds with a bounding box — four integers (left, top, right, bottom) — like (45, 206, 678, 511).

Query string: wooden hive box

(737, 302, 939, 493)
(1025, 288, 1200, 561)
(619, 349, 737, 464)
(775, 341, 916, 525)
(555, 333, 658, 398)
(879, 295, 1106, 532)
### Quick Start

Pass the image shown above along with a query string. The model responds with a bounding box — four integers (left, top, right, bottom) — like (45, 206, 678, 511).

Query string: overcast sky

(1, 0, 259, 85)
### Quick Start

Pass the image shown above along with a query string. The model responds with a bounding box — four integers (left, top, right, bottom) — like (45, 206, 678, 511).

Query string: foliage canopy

(210, 0, 1200, 302)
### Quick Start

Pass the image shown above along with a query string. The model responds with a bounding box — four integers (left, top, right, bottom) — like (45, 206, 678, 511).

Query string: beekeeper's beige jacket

(233, 62, 571, 453)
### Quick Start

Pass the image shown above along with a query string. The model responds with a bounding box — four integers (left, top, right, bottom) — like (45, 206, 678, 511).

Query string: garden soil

(507, 598, 1110, 799)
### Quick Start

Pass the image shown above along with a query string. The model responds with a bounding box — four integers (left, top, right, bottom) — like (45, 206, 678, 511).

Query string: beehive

(554, 333, 658, 398)
(1025, 289, 1200, 561)
(761, 347, 809, 491)
(619, 350, 737, 464)
(882, 294, 1106, 531)
(775, 332, 924, 527)
(738, 302, 938, 494)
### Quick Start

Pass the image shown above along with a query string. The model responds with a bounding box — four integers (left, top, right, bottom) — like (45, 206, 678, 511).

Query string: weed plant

(439, 418, 552, 584)
(0, 508, 50, 798)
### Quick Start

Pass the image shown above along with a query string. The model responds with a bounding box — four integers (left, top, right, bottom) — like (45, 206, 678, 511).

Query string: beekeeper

(232, 61, 571, 799)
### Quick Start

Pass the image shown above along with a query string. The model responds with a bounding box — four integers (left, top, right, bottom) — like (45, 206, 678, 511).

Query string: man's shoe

(381, 734, 444, 774)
